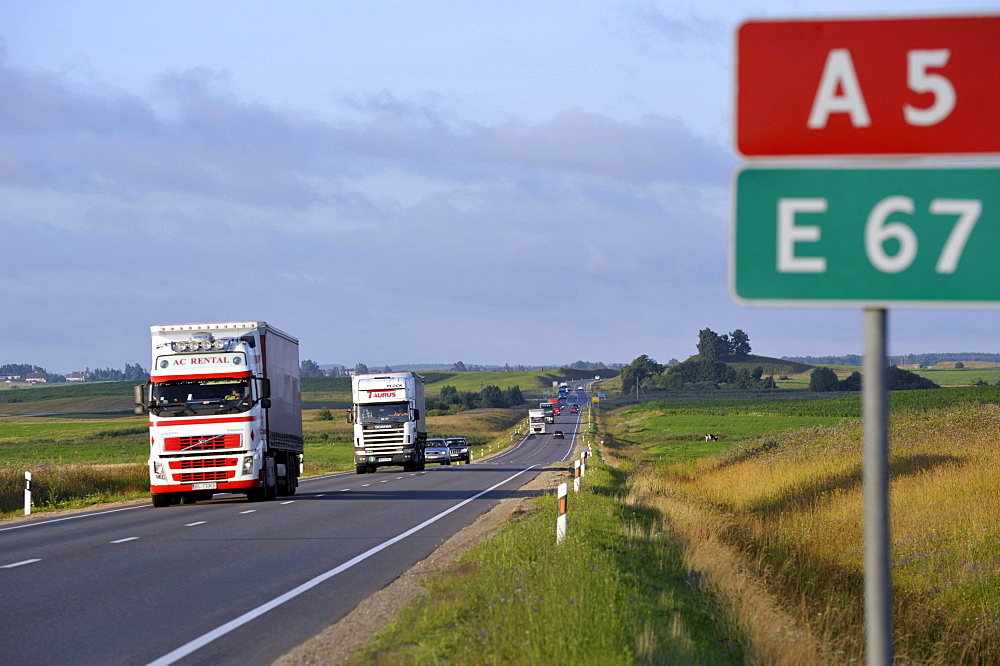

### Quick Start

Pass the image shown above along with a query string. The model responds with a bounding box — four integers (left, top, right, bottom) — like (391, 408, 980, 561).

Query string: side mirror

(259, 377, 271, 399)
(133, 384, 146, 415)
(346, 409, 353, 424)
(261, 397, 272, 409)
(412, 409, 420, 421)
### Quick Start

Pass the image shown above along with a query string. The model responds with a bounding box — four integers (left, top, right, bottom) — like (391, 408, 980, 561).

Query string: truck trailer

(528, 408, 547, 435)
(134, 322, 303, 506)
(350, 372, 427, 473)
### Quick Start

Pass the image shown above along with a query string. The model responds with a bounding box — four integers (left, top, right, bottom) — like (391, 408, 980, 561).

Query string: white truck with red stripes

(349, 372, 426, 474)
(134, 322, 303, 507)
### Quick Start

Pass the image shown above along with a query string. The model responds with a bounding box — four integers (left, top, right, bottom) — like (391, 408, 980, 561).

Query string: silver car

(424, 439, 452, 465)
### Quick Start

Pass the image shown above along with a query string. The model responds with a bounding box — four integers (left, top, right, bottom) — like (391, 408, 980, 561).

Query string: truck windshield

(150, 378, 251, 416)
(358, 402, 411, 423)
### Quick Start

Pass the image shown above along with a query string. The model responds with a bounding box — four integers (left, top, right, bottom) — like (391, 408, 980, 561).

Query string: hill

(689, 354, 813, 376)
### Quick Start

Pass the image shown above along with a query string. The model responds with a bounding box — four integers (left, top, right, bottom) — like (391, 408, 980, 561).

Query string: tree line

(786, 352, 1000, 367)
(427, 384, 524, 414)
(1, 363, 147, 383)
(84, 364, 148, 382)
(808, 366, 938, 392)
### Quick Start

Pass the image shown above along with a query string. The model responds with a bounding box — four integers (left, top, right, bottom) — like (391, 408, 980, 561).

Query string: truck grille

(164, 434, 241, 451)
(361, 427, 406, 453)
(169, 457, 238, 470)
(175, 470, 236, 483)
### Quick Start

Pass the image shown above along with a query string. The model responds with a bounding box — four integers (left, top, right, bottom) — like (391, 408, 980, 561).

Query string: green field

(910, 367, 1000, 386)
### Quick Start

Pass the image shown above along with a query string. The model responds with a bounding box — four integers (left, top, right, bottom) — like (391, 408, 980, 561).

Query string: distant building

(25, 372, 47, 384)
(1, 374, 20, 381)
(66, 372, 86, 382)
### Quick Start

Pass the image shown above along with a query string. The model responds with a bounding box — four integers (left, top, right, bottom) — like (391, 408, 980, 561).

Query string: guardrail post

(557, 482, 568, 544)
(580, 452, 586, 477)
(24, 471, 31, 515)
(573, 460, 581, 492)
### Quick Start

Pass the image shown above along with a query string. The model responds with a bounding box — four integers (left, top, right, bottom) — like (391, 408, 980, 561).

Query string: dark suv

(445, 437, 471, 463)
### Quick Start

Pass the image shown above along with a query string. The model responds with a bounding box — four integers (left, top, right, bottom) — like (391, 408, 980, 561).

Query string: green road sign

(732, 166, 1000, 305)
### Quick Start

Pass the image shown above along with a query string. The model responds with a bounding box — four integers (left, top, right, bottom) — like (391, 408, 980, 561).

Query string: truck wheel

(247, 487, 265, 502)
(356, 465, 367, 474)
(367, 465, 378, 474)
(151, 493, 171, 508)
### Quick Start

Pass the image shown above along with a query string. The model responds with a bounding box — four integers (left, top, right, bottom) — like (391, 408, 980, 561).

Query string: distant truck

(538, 403, 556, 423)
(558, 385, 567, 399)
(350, 372, 426, 473)
(528, 408, 547, 434)
(135, 322, 303, 507)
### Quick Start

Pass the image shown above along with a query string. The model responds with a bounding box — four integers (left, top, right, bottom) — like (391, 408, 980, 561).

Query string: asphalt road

(0, 387, 591, 665)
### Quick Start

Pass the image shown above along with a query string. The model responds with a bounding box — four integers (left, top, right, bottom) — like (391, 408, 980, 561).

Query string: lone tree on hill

(697, 327, 752, 359)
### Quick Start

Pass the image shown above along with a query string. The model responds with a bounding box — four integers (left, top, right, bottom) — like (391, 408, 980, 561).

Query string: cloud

(0, 57, 739, 371)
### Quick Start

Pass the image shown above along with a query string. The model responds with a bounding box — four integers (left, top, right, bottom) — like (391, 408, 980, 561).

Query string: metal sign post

(863, 309, 892, 664)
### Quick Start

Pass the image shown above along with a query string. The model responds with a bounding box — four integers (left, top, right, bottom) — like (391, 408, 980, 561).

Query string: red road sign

(736, 15, 1000, 157)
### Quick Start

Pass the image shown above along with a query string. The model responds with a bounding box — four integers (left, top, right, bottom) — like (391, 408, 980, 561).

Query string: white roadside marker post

(24, 471, 31, 515)
(573, 460, 581, 492)
(557, 482, 568, 544)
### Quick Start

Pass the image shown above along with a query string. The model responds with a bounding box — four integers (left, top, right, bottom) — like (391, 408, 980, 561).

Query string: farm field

(910, 367, 1000, 386)
(600, 389, 1000, 663)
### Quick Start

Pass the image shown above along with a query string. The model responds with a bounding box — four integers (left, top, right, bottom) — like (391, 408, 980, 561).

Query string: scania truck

(528, 408, 547, 435)
(350, 372, 426, 474)
(134, 322, 303, 506)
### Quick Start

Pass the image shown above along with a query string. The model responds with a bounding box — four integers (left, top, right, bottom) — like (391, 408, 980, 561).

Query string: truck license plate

(378, 457, 392, 462)
(192, 482, 217, 490)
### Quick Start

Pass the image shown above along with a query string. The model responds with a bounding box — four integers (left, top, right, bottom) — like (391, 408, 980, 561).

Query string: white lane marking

(559, 408, 584, 462)
(339, 489, 349, 492)
(361, 483, 371, 487)
(396, 476, 404, 479)
(145, 464, 538, 666)
(240, 510, 256, 514)
(315, 494, 325, 498)
(298, 471, 353, 482)
(2, 559, 42, 568)
(185, 522, 206, 527)
(280, 501, 295, 505)
(111, 537, 140, 544)
(380, 479, 389, 483)
(0, 504, 148, 532)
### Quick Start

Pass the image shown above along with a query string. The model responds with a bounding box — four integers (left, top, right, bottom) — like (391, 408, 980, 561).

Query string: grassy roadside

(350, 458, 745, 664)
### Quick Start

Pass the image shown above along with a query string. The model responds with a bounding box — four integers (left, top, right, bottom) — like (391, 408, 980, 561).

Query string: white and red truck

(134, 322, 303, 506)
(349, 372, 426, 474)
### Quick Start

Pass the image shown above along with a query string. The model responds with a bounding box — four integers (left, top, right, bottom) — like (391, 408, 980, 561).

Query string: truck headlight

(152, 461, 166, 480)
(242, 455, 255, 476)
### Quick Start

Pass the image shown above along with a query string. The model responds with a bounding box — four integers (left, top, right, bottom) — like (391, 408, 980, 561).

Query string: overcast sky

(1, 1, 997, 373)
